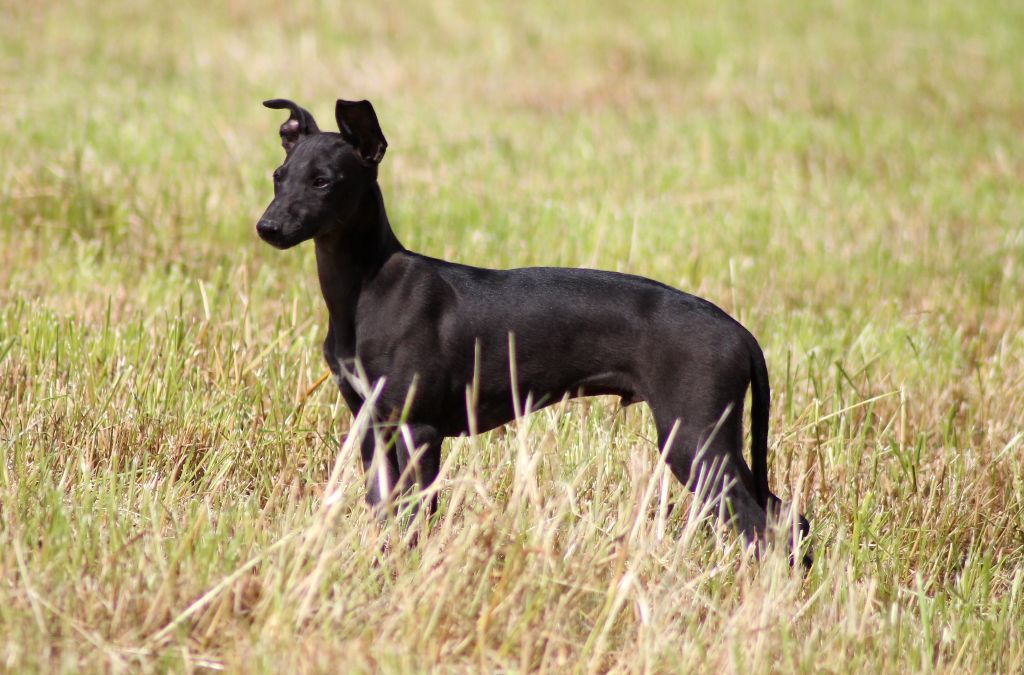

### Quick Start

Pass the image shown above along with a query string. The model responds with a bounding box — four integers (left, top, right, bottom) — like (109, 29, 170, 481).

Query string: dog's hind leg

(651, 392, 769, 553)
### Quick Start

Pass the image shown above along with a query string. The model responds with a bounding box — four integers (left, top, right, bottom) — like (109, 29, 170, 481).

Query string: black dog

(256, 98, 810, 561)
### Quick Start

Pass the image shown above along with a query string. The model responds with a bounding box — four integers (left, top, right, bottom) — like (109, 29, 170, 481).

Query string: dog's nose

(256, 220, 280, 239)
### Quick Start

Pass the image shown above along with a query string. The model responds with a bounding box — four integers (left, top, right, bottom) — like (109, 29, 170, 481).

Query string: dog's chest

(322, 328, 364, 405)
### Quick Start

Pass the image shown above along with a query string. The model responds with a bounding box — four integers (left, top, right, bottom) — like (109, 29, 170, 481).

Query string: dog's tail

(748, 339, 771, 509)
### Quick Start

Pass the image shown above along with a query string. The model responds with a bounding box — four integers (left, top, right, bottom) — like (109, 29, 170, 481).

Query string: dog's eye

(272, 170, 283, 183)
(313, 176, 331, 189)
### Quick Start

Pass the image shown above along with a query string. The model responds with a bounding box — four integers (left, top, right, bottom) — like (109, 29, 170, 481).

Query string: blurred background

(4, 0, 1021, 320)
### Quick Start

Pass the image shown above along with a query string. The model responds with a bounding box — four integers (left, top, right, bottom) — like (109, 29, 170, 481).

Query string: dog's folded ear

(335, 100, 387, 166)
(263, 99, 320, 154)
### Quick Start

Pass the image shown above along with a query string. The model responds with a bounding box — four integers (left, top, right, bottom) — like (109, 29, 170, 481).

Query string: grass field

(2, 0, 1024, 671)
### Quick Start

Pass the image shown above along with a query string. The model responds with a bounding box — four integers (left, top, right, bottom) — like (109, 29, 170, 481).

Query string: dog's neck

(314, 181, 403, 351)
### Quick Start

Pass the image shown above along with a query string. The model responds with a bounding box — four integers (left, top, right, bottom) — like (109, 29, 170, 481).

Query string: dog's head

(256, 98, 387, 249)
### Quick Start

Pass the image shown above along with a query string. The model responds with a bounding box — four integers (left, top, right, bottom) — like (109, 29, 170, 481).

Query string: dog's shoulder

(364, 252, 458, 311)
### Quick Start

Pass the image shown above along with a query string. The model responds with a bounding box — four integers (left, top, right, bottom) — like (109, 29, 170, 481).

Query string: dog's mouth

(256, 220, 313, 249)
(257, 226, 289, 249)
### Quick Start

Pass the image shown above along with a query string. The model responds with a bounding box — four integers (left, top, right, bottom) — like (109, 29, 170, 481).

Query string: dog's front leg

(359, 432, 400, 519)
(360, 423, 443, 523)
(393, 423, 444, 522)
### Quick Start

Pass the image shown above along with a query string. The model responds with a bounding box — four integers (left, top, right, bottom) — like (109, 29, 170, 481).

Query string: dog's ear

(263, 99, 320, 154)
(335, 99, 387, 165)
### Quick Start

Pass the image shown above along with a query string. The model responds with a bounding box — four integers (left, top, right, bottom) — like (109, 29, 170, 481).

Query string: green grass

(3, 0, 1024, 671)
